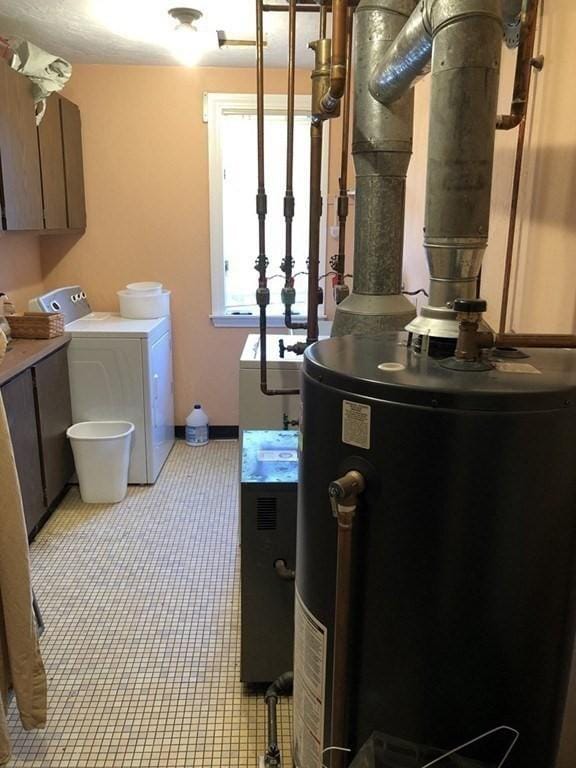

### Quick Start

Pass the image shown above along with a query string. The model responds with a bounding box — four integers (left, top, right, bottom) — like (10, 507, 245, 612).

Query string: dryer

(31, 286, 174, 484)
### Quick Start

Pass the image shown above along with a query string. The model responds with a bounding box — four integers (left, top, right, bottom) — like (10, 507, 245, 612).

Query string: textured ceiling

(0, 0, 321, 68)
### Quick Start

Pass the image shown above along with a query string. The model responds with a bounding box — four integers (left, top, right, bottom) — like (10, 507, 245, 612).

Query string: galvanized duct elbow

(369, 5, 432, 106)
(370, 0, 507, 106)
(332, 0, 419, 337)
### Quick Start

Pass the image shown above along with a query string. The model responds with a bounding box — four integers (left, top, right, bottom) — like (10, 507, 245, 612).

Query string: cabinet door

(0, 60, 44, 230)
(60, 97, 86, 230)
(33, 346, 74, 509)
(38, 94, 67, 230)
(1, 369, 46, 535)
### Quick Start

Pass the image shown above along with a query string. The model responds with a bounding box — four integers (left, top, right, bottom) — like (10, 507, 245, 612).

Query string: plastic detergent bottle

(186, 404, 209, 446)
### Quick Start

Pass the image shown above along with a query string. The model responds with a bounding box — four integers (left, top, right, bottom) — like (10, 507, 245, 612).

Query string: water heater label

(293, 590, 327, 768)
(342, 400, 371, 450)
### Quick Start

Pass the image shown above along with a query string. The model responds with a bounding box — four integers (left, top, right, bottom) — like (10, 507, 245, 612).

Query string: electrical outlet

(330, 225, 339, 239)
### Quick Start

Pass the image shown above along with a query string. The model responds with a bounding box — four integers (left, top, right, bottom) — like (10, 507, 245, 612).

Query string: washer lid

(66, 313, 170, 339)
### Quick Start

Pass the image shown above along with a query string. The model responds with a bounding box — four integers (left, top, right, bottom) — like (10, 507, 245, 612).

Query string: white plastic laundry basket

(67, 421, 135, 503)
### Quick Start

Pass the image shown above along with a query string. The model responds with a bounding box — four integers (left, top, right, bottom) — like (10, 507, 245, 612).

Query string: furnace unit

(240, 430, 298, 683)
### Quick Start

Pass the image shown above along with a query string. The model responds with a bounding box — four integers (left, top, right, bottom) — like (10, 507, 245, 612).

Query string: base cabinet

(1, 369, 46, 534)
(1, 345, 74, 537)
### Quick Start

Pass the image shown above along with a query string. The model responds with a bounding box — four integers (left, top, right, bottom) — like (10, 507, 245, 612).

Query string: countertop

(0, 334, 71, 387)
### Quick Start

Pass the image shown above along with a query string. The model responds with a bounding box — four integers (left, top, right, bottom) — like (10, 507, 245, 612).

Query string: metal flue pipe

(368, 0, 503, 341)
(332, 0, 418, 337)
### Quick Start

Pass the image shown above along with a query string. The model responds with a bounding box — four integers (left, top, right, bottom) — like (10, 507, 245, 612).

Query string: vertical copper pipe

(282, 0, 307, 330)
(306, 120, 324, 345)
(256, 0, 267, 287)
(331, 516, 354, 768)
(499, 119, 527, 335)
(320, 0, 348, 114)
(498, 0, 540, 335)
(320, 4, 328, 37)
(256, 0, 299, 395)
(335, 8, 354, 286)
(328, 469, 364, 768)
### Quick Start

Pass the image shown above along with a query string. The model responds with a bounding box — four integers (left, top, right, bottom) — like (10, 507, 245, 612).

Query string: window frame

(206, 92, 330, 327)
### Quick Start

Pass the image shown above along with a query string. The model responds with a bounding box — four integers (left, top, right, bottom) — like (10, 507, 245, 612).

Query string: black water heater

(293, 334, 576, 768)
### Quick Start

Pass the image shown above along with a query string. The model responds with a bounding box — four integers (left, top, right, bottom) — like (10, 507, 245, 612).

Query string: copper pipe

(256, 0, 267, 287)
(320, 3, 328, 37)
(282, 0, 307, 329)
(256, 0, 299, 395)
(306, 121, 324, 345)
(498, 119, 527, 335)
(496, 334, 576, 349)
(333, 8, 353, 288)
(263, 3, 321, 10)
(320, 0, 348, 116)
(328, 471, 365, 768)
(497, 0, 539, 130)
(499, 1, 541, 335)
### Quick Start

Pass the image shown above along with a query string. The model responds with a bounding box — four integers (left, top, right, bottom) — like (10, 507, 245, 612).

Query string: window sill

(210, 314, 330, 330)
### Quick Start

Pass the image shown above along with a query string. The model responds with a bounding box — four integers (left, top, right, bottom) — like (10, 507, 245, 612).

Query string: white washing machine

(31, 286, 175, 484)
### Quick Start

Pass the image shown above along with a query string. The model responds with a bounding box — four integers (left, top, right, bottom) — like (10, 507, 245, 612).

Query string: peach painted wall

(0, 234, 43, 310)
(41, 65, 318, 426)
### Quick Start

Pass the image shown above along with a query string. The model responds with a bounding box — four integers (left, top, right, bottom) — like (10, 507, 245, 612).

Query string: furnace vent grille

(256, 497, 277, 530)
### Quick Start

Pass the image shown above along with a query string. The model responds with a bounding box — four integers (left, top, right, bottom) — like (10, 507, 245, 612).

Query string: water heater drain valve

(329, 470, 366, 521)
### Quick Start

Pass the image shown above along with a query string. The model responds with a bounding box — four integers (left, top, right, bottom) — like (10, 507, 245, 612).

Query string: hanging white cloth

(7, 38, 72, 124)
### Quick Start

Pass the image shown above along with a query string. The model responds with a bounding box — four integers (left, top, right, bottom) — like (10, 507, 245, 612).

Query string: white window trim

(206, 92, 330, 328)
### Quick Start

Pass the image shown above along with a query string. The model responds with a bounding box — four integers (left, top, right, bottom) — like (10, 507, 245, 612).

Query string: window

(206, 93, 329, 326)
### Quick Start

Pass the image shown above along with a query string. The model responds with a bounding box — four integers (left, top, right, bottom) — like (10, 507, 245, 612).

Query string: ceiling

(0, 0, 322, 69)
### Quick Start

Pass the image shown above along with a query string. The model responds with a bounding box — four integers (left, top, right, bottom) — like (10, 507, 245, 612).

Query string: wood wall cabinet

(37, 94, 68, 230)
(0, 59, 44, 230)
(60, 97, 86, 230)
(1, 343, 74, 537)
(0, 59, 87, 232)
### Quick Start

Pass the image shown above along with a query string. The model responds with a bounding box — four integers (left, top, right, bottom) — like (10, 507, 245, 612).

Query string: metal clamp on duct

(368, 0, 503, 348)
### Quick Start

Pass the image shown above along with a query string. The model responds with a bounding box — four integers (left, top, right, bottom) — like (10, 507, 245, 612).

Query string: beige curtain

(0, 394, 47, 764)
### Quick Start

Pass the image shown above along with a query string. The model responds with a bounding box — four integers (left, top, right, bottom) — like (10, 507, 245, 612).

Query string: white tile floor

(7, 440, 292, 767)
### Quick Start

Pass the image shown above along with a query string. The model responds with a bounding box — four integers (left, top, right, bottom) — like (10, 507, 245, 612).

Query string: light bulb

(168, 8, 203, 67)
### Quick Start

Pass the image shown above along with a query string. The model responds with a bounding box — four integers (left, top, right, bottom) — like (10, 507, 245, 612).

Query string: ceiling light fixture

(168, 7, 203, 66)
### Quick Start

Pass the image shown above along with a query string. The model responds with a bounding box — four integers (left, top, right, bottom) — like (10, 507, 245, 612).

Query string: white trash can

(67, 421, 135, 504)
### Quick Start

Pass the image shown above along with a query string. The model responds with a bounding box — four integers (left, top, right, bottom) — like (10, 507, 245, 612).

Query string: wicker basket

(6, 312, 65, 339)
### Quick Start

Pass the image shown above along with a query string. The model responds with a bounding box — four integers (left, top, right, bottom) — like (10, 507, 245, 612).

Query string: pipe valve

(278, 339, 307, 359)
(329, 470, 366, 520)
